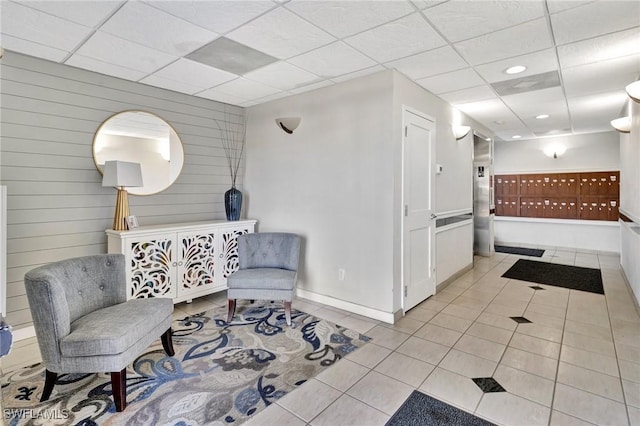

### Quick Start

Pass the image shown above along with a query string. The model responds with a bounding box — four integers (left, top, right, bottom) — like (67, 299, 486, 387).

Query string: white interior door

(402, 108, 436, 312)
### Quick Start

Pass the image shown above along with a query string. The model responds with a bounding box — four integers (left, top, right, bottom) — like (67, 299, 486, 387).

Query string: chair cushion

(227, 268, 296, 291)
(60, 297, 173, 357)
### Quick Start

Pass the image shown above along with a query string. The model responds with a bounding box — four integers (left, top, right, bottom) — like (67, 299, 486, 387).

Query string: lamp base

(113, 188, 130, 231)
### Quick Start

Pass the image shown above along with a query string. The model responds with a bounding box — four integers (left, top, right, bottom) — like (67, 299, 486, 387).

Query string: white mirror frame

(93, 111, 185, 195)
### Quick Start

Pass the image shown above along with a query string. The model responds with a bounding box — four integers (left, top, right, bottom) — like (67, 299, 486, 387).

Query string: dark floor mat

(502, 259, 604, 294)
(386, 391, 495, 426)
(495, 245, 545, 257)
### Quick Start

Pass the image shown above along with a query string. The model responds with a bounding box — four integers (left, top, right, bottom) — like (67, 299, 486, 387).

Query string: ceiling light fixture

(543, 144, 566, 159)
(535, 114, 549, 119)
(505, 65, 526, 75)
(453, 125, 471, 140)
(275, 117, 301, 134)
(611, 116, 631, 133)
(512, 135, 522, 139)
(626, 80, 640, 103)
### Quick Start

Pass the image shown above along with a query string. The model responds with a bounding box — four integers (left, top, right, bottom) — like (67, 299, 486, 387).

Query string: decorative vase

(225, 186, 242, 221)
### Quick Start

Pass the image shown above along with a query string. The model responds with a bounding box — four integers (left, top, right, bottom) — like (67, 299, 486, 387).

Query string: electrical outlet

(338, 268, 346, 281)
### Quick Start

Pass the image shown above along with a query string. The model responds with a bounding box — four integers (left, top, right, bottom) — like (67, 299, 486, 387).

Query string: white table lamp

(102, 161, 143, 230)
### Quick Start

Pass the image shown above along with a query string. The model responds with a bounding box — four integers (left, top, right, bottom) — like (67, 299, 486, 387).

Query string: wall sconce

(611, 116, 631, 133)
(543, 144, 566, 159)
(453, 125, 471, 140)
(275, 117, 301, 134)
(102, 161, 143, 230)
(626, 80, 640, 103)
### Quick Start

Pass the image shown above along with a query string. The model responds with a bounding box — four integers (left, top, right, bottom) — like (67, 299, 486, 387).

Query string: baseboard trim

(296, 288, 396, 324)
(436, 262, 474, 293)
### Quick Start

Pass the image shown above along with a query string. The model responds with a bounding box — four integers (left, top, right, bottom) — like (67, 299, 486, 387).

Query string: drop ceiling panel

(493, 128, 537, 140)
(456, 98, 522, 128)
(65, 54, 148, 81)
(491, 71, 560, 96)
(99, 1, 218, 56)
(289, 80, 335, 94)
(140, 74, 209, 95)
(386, 45, 468, 80)
(0, 34, 69, 62)
(289, 42, 377, 79)
(345, 13, 446, 63)
(225, 8, 335, 60)
(474, 49, 558, 83)
(186, 37, 278, 75)
(563, 55, 640, 98)
(141, 58, 237, 93)
(285, 0, 414, 39)
(557, 27, 640, 68)
(244, 62, 320, 91)
(501, 87, 566, 113)
(550, 1, 640, 45)
(546, 0, 593, 14)
(439, 85, 497, 105)
(1, 1, 94, 52)
(425, 0, 546, 43)
(208, 77, 280, 100)
(331, 65, 387, 83)
(455, 18, 552, 66)
(416, 68, 485, 95)
(145, 0, 275, 34)
(568, 91, 629, 131)
(196, 88, 248, 106)
(11, 0, 124, 27)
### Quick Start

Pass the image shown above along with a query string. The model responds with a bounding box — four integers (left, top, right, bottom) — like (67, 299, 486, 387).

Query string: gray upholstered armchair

(227, 233, 301, 326)
(24, 254, 175, 412)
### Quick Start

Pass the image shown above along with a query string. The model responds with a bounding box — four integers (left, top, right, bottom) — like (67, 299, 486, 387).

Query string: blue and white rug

(1, 303, 371, 425)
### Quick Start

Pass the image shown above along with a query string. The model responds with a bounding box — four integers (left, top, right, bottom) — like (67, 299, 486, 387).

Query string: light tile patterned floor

(3, 248, 639, 425)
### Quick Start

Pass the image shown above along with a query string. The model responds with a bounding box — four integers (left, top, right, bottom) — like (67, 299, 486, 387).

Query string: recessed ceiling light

(512, 135, 522, 139)
(536, 114, 549, 119)
(505, 65, 527, 75)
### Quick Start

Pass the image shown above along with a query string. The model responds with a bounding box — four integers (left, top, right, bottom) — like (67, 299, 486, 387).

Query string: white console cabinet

(106, 220, 256, 303)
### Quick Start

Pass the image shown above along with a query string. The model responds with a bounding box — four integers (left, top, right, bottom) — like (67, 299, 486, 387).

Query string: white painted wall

(246, 70, 489, 320)
(494, 131, 621, 252)
(494, 131, 619, 174)
(620, 99, 640, 306)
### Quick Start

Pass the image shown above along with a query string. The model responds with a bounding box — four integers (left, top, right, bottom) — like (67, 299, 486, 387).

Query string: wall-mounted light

(275, 117, 301, 134)
(453, 125, 471, 140)
(543, 144, 566, 159)
(611, 116, 631, 133)
(626, 80, 640, 103)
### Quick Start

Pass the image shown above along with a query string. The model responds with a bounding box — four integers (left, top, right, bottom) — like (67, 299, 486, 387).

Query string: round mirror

(93, 111, 184, 195)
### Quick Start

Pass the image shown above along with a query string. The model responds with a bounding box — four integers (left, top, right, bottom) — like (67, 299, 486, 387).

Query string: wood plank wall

(0, 51, 244, 329)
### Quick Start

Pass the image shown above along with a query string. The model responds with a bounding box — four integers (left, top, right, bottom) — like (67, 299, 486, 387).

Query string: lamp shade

(275, 117, 301, 134)
(102, 161, 143, 188)
(626, 80, 640, 103)
(453, 125, 471, 140)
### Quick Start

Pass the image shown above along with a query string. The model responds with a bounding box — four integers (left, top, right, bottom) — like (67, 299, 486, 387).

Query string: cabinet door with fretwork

(127, 233, 177, 299)
(218, 224, 255, 287)
(176, 230, 218, 300)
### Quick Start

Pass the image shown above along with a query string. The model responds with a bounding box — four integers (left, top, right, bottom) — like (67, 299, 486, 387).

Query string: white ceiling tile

(145, 0, 275, 34)
(210, 77, 281, 100)
(196, 88, 247, 106)
(139, 74, 207, 95)
(455, 18, 552, 65)
(289, 79, 335, 94)
(456, 98, 523, 128)
(331, 65, 387, 83)
(557, 27, 640, 68)
(345, 13, 446, 63)
(438, 85, 497, 105)
(0, 35, 68, 62)
(285, 0, 414, 38)
(546, 0, 593, 14)
(416, 68, 485, 95)
(474, 49, 558, 83)
(99, 2, 217, 56)
(1, 1, 93, 52)
(551, 1, 640, 45)
(143, 58, 237, 92)
(289, 42, 377, 79)
(425, 0, 546, 42)
(501, 87, 566, 112)
(74, 31, 177, 73)
(65, 54, 148, 81)
(563, 55, 640, 98)
(11, 0, 123, 28)
(242, 91, 294, 107)
(226, 8, 335, 60)
(244, 61, 320, 91)
(411, 0, 449, 10)
(493, 129, 538, 141)
(386, 46, 467, 80)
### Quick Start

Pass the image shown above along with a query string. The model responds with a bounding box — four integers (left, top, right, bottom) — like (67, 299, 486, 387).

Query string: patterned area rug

(1, 304, 370, 425)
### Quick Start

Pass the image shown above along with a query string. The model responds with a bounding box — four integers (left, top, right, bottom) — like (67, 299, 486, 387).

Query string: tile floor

(3, 247, 639, 425)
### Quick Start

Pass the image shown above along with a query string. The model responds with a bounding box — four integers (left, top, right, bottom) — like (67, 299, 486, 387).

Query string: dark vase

(225, 186, 242, 221)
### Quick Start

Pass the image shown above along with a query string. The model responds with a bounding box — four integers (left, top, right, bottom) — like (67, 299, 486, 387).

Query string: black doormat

(495, 245, 545, 257)
(386, 391, 495, 426)
(502, 259, 604, 294)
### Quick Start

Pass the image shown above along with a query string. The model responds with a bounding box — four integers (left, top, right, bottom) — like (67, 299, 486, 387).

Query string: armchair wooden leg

(161, 328, 175, 357)
(284, 301, 292, 326)
(41, 369, 57, 402)
(111, 368, 127, 412)
(227, 299, 236, 323)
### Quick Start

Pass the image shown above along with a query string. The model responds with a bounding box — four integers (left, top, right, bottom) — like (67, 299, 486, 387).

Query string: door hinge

(404, 205, 408, 216)
(404, 286, 407, 297)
